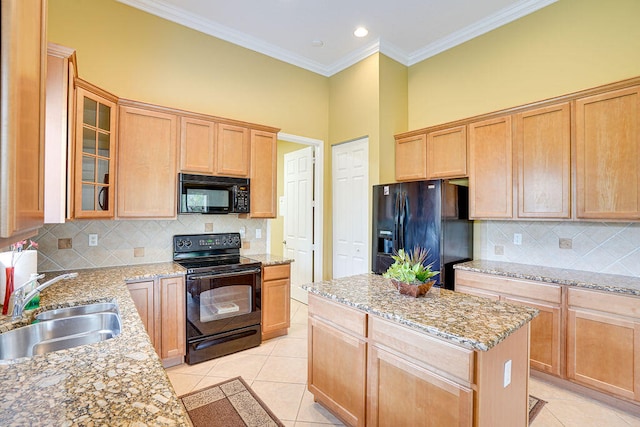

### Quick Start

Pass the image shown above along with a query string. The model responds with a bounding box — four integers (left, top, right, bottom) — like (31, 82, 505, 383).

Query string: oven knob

(176, 240, 184, 248)
(233, 236, 240, 244)
(185, 240, 192, 248)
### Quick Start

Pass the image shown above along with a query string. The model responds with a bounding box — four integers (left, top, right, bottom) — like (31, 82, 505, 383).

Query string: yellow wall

(48, 0, 640, 280)
(325, 54, 380, 278)
(270, 140, 308, 256)
(408, 0, 640, 128)
(48, 0, 329, 140)
(379, 54, 408, 184)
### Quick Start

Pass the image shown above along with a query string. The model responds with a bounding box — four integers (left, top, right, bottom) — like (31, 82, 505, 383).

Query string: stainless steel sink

(35, 302, 119, 321)
(0, 312, 122, 361)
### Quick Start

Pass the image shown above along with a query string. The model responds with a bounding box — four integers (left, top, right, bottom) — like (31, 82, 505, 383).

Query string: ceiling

(117, 0, 557, 77)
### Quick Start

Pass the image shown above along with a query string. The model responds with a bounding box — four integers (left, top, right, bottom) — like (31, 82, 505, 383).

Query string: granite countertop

(0, 262, 190, 426)
(454, 260, 640, 297)
(302, 273, 538, 352)
(247, 253, 293, 266)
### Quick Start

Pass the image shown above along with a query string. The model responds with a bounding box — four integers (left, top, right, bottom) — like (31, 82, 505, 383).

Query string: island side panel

(475, 323, 531, 427)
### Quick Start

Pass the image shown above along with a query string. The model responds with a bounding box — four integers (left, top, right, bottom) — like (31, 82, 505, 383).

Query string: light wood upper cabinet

(117, 103, 178, 218)
(0, 0, 47, 244)
(395, 134, 427, 181)
(45, 43, 77, 224)
(179, 116, 216, 174)
(515, 103, 571, 218)
(73, 81, 118, 219)
(576, 86, 640, 219)
(250, 130, 277, 218)
(216, 123, 250, 177)
(468, 116, 513, 219)
(426, 125, 467, 179)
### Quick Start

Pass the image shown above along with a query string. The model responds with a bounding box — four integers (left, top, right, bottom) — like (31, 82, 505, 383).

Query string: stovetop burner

(173, 233, 261, 274)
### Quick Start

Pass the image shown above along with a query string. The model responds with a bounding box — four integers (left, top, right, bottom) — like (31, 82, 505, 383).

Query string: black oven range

(173, 232, 262, 365)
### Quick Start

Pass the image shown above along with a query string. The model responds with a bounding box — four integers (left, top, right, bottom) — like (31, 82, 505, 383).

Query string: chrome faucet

(11, 272, 79, 320)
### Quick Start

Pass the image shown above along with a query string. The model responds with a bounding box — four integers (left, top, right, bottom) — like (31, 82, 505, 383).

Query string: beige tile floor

(166, 299, 640, 426)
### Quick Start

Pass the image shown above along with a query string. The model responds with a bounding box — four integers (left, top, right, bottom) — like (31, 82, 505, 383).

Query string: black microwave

(178, 173, 250, 214)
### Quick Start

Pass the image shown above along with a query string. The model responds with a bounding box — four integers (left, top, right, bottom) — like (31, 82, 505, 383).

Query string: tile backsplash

(34, 215, 267, 272)
(474, 220, 640, 277)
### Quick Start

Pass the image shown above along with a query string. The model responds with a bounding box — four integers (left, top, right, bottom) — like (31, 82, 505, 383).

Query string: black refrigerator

(372, 179, 473, 290)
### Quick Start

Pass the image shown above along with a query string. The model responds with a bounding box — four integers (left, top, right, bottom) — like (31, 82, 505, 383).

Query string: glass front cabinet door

(73, 80, 117, 218)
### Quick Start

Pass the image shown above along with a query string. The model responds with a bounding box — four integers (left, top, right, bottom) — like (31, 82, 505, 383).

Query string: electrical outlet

(88, 234, 98, 246)
(513, 233, 522, 245)
(239, 226, 246, 238)
(503, 359, 512, 388)
(256, 228, 262, 239)
(559, 238, 572, 249)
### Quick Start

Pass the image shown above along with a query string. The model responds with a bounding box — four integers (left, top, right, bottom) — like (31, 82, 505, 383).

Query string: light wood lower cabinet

(309, 295, 367, 427)
(368, 316, 475, 427)
(127, 275, 185, 367)
(567, 287, 640, 401)
(261, 263, 291, 340)
(456, 270, 563, 377)
(308, 293, 530, 427)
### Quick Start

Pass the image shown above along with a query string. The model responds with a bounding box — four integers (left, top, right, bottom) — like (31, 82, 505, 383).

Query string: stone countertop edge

(247, 253, 294, 266)
(302, 273, 538, 352)
(454, 260, 640, 297)
(0, 262, 191, 426)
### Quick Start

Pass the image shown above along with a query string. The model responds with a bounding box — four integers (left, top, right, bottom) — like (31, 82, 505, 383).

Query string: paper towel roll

(0, 250, 38, 304)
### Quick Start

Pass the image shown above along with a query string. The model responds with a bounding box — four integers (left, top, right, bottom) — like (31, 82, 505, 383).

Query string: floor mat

(529, 395, 548, 424)
(179, 376, 285, 427)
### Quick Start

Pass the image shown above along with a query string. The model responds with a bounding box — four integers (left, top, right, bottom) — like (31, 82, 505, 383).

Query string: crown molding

(117, 0, 557, 76)
(116, 0, 332, 75)
(407, 0, 558, 65)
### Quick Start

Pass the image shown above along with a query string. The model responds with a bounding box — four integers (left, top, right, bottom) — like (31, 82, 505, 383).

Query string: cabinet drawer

(456, 270, 561, 304)
(308, 294, 367, 337)
(369, 316, 474, 384)
(568, 288, 640, 319)
(263, 263, 291, 281)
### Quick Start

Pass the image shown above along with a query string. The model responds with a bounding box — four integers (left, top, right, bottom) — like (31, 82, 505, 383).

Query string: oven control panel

(174, 232, 242, 252)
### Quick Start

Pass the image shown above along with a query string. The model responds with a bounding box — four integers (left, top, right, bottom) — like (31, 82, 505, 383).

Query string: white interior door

(284, 146, 314, 303)
(332, 138, 369, 279)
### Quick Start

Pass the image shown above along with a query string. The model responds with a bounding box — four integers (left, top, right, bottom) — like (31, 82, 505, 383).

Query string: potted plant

(383, 246, 439, 297)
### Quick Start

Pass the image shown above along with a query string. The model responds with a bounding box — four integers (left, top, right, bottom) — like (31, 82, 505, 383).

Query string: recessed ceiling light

(353, 27, 368, 38)
(311, 39, 324, 47)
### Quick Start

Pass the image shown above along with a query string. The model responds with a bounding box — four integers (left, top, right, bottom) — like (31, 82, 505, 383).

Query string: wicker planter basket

(391, 279, 436, 298)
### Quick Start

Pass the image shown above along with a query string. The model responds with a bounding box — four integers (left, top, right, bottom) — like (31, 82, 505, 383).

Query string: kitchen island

(303, 274, 538, 427)
(0, 263, 190, 426)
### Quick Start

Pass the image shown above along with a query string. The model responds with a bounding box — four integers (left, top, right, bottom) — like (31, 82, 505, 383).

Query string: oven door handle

(188, 268, 261, 280)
